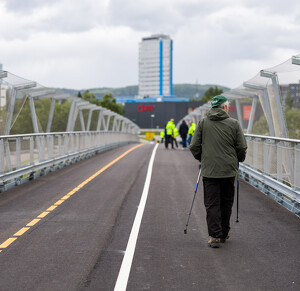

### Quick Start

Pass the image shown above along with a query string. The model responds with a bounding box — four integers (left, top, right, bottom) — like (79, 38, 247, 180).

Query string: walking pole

(236, 164, 239, 223)
(184, 165, 202, 234)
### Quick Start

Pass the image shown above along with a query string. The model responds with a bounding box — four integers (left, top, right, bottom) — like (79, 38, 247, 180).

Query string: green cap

(211, 95, 228, 108)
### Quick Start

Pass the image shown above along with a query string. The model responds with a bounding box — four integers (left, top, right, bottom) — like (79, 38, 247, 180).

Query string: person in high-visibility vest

(160, 130, 165, 143)
(173, 127, 179, 148)
(187, 121, 196, 145)
(165, 118, 175, 149)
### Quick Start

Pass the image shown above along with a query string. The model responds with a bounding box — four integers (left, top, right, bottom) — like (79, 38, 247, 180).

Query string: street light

(150, 114, 155, 128)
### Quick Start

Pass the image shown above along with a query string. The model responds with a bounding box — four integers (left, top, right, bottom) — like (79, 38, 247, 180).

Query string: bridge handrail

(0, 131, 139, 192)
(241, 134, 300, 216)
(245, 134, 300, 144)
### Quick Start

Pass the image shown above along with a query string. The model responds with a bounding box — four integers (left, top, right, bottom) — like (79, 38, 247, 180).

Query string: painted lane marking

(114, 143, 159, 291)
(0, 143, 144, 252)
(61, 195, 71, 200)
(47, 205, 57, 211)
(37, 212, 50, 219)
(54, 199, 65, 206)
(26, 219, 40, 227)
(0, 237, 17, 248)
(14, 227, 30, 236)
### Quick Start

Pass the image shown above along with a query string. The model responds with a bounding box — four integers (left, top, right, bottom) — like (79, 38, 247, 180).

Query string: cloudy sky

(0, 0, 299, 90)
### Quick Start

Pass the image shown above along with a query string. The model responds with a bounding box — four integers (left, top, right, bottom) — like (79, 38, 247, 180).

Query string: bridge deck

(0, 143, 299, 290)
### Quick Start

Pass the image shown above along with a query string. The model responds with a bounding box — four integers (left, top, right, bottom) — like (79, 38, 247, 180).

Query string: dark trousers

(165, 135, 174, 148)
(203, 177, 235, 238)
(173, 137, 178, 148)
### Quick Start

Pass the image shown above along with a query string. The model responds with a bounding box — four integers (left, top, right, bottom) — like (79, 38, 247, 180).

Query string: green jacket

(190, 108, 247, 178)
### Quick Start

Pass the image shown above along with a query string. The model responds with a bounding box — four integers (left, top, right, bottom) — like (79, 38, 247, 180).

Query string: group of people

(160, 95, 247, 249)
(160, 119, 196, 149)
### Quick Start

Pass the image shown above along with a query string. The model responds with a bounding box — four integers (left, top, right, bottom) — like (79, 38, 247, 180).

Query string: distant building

(125, 101, 203, 129)
(280, 82, 300, 109)
(289, 82, 300, 108)
(0, 62, 6, 108)
(0, 84, 7, 108)
(138, 34, 173, 97)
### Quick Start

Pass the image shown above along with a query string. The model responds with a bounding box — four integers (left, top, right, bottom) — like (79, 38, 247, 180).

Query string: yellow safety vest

(173, 128, 178, 138)
(188, 123, 196, 135)
(166, 121, 175, 135)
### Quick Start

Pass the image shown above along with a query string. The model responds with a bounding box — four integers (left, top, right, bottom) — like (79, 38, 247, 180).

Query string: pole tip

(184, 229, 187, 234)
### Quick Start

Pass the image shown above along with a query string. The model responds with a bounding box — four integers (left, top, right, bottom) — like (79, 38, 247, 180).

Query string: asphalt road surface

(0, 142, 299, 291)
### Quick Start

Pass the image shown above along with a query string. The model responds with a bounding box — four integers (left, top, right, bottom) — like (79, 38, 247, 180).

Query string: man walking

(179, 120, 189, 149)
(190, 95, 247, 248)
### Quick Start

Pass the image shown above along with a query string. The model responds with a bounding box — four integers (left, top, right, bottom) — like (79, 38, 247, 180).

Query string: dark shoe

(208, 237, 220, 248)
(220, 232, 230, 243)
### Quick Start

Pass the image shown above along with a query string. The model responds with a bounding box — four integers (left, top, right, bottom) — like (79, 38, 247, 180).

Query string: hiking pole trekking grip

(184, 165, 202, 234)
(236, 163, 240, 223)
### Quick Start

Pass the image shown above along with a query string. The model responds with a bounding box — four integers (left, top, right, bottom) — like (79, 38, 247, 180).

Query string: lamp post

(150, 114, 155, 128)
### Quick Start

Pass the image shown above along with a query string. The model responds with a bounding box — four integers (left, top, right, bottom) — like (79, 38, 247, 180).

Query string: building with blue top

(139, 34, 173, 98)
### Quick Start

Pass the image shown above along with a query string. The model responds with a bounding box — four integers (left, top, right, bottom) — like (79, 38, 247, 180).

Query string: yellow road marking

(37, 212, 50, 218)
(0, 237, 17, 248)
(54, 199, 65, 206)
(14, 227, 30, 236)
(0, 143, 144, 252)
(26, 219, 40, 227)
(47, 205, 57, 211)
(61, 195, 70, 200)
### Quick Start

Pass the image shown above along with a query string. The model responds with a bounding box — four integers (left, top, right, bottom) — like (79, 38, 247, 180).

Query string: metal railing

(0, 131, 139, 192)
(241, 134, 300, 217)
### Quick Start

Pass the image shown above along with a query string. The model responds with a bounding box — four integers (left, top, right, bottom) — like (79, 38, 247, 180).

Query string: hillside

(57, 84, 230, 100)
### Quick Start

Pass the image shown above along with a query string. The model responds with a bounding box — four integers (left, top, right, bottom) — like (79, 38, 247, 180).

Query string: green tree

(35, 99, 51, 132)
(285, 108, 300, 139)
(99, 93, 124, 115)
(10, 98, 33, 134)
(285, 91, 293, 111)
(51, 101, 71, 132)
(83, 90, 97, 104)
(252, 115, 269, 135)
(201, 86, 223, 102)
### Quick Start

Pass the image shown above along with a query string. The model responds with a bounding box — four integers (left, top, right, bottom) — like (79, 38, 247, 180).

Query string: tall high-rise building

(138, 34, 173, 97)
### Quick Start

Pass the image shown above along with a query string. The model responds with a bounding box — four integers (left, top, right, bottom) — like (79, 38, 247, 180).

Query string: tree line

(1, 87, 299, 139)
(2, 92, 123, 134)
(252, 93, 300, 139)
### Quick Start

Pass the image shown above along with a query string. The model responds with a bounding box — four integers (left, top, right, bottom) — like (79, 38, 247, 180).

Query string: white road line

(114, 143, 159, 291)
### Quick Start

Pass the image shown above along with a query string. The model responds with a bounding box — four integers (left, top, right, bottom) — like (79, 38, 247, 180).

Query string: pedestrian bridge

(0, 56, 299, 290)
(0, 141, 299, 290)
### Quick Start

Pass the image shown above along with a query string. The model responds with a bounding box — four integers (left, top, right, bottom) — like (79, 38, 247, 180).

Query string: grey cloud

(0, 1, 105, 40)
(107, 0, 212, 33)
(36, 13, 97, 34)
(243, 0, 300, 15)
(3, 0, 59, 13)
